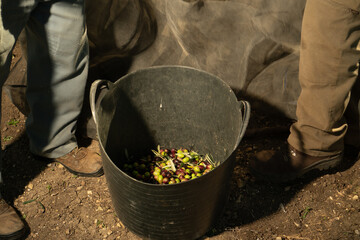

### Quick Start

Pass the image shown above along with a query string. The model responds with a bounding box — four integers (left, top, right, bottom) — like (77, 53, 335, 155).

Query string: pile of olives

(121, 146, 216, 184)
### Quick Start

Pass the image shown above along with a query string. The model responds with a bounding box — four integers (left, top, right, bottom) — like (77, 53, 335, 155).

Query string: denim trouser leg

(0, 0, 88, 186)
(25, 0, 88, 158)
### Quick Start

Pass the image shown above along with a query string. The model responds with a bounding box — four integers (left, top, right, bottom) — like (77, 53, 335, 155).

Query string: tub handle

(89, 79, 113, 126)
(237, 100, 251, 143)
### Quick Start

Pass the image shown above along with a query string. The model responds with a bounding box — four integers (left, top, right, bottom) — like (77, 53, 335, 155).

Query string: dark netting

(5, 0, 309, 139)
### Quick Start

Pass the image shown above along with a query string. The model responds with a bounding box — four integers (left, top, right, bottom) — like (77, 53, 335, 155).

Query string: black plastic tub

(90, 66, 250, 240)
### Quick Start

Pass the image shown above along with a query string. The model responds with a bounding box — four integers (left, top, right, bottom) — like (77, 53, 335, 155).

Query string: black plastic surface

(93, 66, 250, 240)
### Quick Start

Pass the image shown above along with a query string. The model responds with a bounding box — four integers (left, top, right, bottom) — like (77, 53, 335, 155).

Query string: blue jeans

(0, 0, 88, 168)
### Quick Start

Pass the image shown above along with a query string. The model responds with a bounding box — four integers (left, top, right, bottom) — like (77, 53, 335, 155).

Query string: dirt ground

(1, 43, 360, 240)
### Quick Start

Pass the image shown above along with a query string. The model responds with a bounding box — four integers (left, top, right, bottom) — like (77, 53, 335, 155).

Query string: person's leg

(24, 0, 103, 176)
(288, 0, 360, 157)
(25, 0, 88, 157)
(251, 0, 360, 182)
(0, 0, 36, 237)
(344, 73, 360, 150)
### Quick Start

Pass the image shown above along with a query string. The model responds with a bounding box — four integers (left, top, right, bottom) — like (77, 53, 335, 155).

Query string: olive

(162, 177, 169, 184)
(193, 166, 201, 173)
(157, 175, 164, 184)
(182, 157, 190, 163)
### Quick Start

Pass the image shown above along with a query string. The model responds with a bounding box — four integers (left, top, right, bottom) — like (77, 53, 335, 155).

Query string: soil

(1, 43, 359, 240)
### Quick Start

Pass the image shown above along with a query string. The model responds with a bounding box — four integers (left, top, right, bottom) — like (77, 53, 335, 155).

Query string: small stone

(293, 221, 300, 227)
(87, 190, 93, 195)
(355, 229, 359, 235)
(236, 179, 245, 188)
(276, 237, 282, 240)
(27, 183, 33, 190)
(99, 228, 108, 235)
(65, 229, 70, 235)
(352, 195, 358, 200)
(245, 147, 253, 152)
(57, 164, 64, 169)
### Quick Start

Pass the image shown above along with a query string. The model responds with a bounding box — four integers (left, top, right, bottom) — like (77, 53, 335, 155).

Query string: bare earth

(1, 43, 359, 240)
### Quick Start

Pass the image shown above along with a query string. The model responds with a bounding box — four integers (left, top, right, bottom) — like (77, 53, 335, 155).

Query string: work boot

(250, 143, 343, 182)
(54, 140, 103, 177)
(0, 199, 25, 240)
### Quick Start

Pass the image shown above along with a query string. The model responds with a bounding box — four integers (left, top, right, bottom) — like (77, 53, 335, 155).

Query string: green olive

(157, 175, 163, 184)
(182, 157, 190, 163)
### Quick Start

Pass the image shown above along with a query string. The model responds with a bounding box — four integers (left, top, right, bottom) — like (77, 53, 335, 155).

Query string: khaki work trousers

(288, 0, 360, 157)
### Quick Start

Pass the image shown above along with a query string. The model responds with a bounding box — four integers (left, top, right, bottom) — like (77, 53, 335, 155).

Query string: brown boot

(250, 143, 342, 182)
(55, 140, 103, 177)
(0, 199, 25, 240)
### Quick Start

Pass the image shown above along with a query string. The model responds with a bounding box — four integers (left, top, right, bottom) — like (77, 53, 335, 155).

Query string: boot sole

(251, 153, 343, 183)
(33, 155, 104, 177)
(0, 227, 26, 240)
(55, 161, 104, 177)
